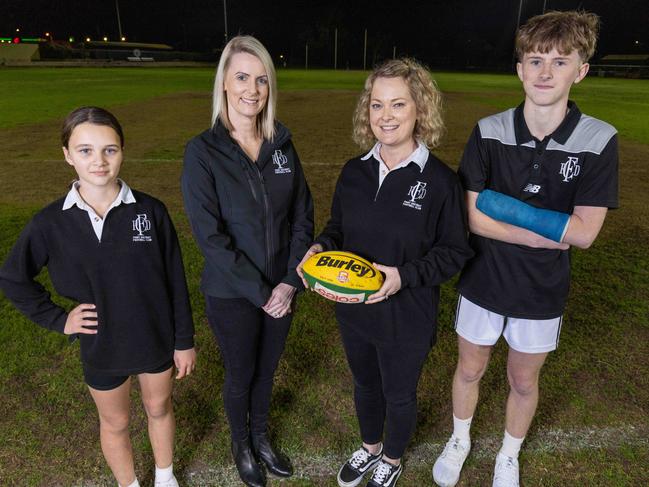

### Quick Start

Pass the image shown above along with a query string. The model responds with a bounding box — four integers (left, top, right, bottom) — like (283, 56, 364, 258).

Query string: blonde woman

(182, 36, 314, 487)
(298, 58, 473, 487)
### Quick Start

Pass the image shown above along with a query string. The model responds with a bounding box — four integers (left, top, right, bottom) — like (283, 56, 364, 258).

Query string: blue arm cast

(476, 189, 570, 242)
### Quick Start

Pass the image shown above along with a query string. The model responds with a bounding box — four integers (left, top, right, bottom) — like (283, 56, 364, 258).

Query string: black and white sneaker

(337, 445, 383, 487)
(366, 460, 402, 487)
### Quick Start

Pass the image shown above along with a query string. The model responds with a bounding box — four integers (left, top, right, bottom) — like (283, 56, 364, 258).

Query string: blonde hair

(212, 35, 277, 141)
(352, 58, 445, 150)
(516, 10, 600, 63)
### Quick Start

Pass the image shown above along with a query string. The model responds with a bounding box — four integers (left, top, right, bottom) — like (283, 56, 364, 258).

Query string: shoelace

(349, 448, 371, 468)
(441, 437, 468, 465)
(494, 456, 518, 484)
(372, 462, 393, 483)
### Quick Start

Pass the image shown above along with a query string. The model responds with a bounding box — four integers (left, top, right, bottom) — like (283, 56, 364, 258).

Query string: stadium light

(115, 0, 124, 40)
(69, 36, 74, 42)
(86, 37, 91, 42)
(103, 36, 108, 42)
(121, 36, 126, 41)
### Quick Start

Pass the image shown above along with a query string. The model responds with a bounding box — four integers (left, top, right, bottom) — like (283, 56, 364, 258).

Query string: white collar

(361, 141, 429, 172)
(62, 179, 136, 211)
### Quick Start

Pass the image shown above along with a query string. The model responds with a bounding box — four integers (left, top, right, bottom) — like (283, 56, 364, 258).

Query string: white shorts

(455, 296, 562, 353)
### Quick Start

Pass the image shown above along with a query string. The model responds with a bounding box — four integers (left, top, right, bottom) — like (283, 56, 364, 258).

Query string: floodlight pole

(334, 28, 338, 70)
(305, 43, 308, 70)
(542, 0, 548, 13)
(115, 0, 123, 39)
(363, 29, 367, 70)
(512, 0, 524, 70)
(393, 45, 396, 59)
(224, 0, 229, 42)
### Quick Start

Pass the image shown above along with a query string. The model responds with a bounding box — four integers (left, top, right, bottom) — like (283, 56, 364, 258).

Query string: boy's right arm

(466, 191, 569, 250)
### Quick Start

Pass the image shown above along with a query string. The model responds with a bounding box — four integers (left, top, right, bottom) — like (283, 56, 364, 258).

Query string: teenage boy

(432, 11, 618, 487)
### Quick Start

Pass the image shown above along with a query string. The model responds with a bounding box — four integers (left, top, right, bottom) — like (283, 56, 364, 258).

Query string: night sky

(2, 0, 648, 68)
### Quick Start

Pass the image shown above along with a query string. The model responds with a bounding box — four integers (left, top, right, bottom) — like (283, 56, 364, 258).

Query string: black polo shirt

(457, 101, 619, 319)
(315, 151, 474, 346)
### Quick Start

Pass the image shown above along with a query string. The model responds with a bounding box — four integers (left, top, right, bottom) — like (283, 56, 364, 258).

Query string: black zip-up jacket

(181, 120, 314, 307)
(0, 191, 195, 374)
(315, 152, 473, 346)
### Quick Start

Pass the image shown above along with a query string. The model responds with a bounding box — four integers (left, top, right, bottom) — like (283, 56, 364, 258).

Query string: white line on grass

(179, 424, 649, 486)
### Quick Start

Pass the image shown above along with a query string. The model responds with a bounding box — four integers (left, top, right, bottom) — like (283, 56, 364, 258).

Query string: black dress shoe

(231, 438, 266, 487)
(251, 433, 294, 478)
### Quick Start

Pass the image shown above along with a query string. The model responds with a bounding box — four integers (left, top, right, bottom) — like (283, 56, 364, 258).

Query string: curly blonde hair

(352, 58, 445, 150)
(516, 11, 600, 63)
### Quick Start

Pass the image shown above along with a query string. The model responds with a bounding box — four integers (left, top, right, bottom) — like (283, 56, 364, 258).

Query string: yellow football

(302, 250, 384, 304)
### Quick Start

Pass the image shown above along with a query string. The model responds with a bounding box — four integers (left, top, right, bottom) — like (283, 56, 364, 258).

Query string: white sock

(155, 464, 174, 483)
(500, 430, 524, 458)
(452, 414, 472, 441)
(120, 480, 140, 487)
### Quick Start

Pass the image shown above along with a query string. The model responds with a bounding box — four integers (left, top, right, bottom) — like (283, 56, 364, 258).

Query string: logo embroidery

(337, 271, 349, 283)
(403, 181, 427, 210)
(524, 183, 541, 194)
(132, 214, 152, 242)
(272, 150, 291, 174)
(559, 156, 580, 182)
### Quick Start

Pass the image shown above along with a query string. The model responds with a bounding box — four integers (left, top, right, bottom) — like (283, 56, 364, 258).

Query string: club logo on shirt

(559, 156, 581, 182)
(403, 181, 427, 210)
(132, 214, 152, 242)
(272, 150, 291, 174)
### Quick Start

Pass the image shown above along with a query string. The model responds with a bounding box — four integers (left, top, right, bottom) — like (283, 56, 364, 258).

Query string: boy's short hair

(516, 10, 600, 63)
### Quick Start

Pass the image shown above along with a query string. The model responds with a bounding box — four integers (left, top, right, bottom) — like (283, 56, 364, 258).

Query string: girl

(0, 106, 196, 487)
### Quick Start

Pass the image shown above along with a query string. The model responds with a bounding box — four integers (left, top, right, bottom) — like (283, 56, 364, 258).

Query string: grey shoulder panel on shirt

(477, 109, 517, 146)
(547, 115, 617, 155)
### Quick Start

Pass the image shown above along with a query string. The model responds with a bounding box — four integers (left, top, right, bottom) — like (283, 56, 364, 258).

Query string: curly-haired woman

(297, 58, 473, 487)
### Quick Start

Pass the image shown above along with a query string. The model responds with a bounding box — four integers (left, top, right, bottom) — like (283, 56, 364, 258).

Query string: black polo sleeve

(0, 217, 68, 333)
(397, 178, 474, 288)
(157, 204, 195, 350)
(573, 134, 619, 209)
(314, 166, 346, 251)
(458, 125, 489, 193)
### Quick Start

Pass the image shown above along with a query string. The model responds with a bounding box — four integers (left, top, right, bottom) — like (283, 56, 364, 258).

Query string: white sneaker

(432, 436, 471, 487)
(154, 475, 179, 487)
(492, 452, 519, 487)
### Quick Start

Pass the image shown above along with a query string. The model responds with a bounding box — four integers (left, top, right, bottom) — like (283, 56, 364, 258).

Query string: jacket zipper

(253, 164, 274, 279)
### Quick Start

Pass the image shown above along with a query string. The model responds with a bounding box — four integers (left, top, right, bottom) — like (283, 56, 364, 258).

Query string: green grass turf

(1, 67, 648, 143)
(0, 71, 648, 485)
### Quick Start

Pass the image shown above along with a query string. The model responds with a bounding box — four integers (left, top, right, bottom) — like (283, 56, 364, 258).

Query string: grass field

(0, 67, 648, 486)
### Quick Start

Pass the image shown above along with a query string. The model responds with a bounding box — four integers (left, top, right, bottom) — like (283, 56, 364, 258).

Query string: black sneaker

(366, 460, 402, 487)
(337, 445, 383, 487)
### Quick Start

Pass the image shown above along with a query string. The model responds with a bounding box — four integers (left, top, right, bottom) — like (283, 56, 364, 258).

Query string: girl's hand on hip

(64, 303, 98, 334)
